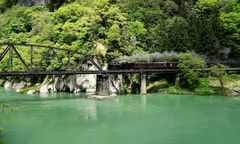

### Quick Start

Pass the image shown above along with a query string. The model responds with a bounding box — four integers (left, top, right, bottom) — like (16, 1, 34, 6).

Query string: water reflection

(82, 100, 97, 120)
(38, 92, 84, 99)
(140, 95, 147, 106)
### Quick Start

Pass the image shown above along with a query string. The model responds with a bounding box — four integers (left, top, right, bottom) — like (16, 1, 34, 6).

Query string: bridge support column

(96, 74, 110, 96)
(140, 73, 147, 95)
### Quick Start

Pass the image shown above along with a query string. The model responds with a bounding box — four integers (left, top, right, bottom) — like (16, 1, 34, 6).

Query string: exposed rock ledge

(1, 64, 121, 97)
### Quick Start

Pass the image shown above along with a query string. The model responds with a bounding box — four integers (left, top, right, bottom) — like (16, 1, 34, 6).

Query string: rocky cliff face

(2, 64, 121, 97)
(18, 0, 48, 6)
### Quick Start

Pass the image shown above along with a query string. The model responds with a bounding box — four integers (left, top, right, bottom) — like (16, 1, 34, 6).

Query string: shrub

(195, 87, 215, 95)
(209, 64, 227, 88)
(177, 53, 206, 89)
(167, 86, 194, 95)
(0, 0, 17, 12)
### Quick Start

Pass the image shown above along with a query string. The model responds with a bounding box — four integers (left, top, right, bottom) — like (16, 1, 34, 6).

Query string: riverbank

(0, 74, 121, 97)
(141, 74, 240, 96)
(1, 74, 240, 97)
(164, 75, 240, 96)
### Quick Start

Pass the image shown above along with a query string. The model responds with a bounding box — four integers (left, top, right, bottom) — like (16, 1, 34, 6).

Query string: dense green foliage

(177, 53, 206, 89)
(0, 0, 239, 67)
(0, 0, 17, 12)
(0, 0, 149, 69)
(119, 0, 240, 57)
(0, 0, 240, 94)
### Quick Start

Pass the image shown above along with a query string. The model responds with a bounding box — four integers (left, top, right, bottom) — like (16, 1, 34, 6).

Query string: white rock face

(54, 77, 66, 91)
(40, 85, 49, 94)
(1, 61, 121, 96)
(4, 81, 12, 89)
(27, 90, 36, 95)
(3, 81, 29, 92)
(53, 64, 98, 94)
(47, 84, 54, 92)
(67, 75, 77, 92)
(50, 64, 121, 96)
(14, 82, 27, 92)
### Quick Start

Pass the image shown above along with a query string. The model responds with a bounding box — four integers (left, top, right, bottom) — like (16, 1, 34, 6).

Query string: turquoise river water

(1, 88, 240, 144)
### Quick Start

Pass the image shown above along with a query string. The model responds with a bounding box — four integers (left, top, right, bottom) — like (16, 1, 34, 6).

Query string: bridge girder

(0, 43, 103, 76)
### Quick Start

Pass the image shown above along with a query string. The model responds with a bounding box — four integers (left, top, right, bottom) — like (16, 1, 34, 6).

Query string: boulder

(4, 81, 12, 89)
(40, 85, 49, 94)
(15, 82, 27, 92)
(47, 84, 54, 93)
(27, 90, 36, 95)
(74, 89, 81, 93)
(54, 77, 66, 91)
(67, 75, 76, 92)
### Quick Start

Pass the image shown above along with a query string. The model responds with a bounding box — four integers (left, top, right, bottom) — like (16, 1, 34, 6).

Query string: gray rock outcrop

(1, 63, 121, 97)
(4, 81, 12, 89)
(27, 90, 36, 95)
(40, 85, 49, 94)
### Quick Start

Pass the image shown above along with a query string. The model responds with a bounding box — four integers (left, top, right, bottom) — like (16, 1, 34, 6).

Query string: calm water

(1, 89, 240, 144)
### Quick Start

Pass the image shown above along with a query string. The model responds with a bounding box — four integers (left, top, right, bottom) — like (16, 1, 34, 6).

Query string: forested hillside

(0, 0, 239, 64)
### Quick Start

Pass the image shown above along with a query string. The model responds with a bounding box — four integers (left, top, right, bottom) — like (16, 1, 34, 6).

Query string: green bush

(177, 53, 206, 89)
(210, 64, 227, 88)
(0, 0, 17, 12)
(226, 74, 240, 80)
(147, 80, 167, 92)
(194, 87, 215, 95)
(167, 86, 194, 95)
(211, 87, 228, 96)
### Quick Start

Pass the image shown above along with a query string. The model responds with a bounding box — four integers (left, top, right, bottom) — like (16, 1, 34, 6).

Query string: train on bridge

(108, 61, 239, 70)
(108, 62, 179, 70)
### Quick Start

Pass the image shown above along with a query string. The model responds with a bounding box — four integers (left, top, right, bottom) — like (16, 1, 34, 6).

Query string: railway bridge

(0, 43, 239, 95)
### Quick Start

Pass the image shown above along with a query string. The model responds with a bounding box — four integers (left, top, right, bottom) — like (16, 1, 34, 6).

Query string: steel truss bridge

(0, 43, 239, 76)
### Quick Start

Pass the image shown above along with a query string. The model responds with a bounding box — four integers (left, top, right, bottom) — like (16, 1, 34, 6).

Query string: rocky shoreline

(0, 74, 121, 98)
(0, 64, 121, 98)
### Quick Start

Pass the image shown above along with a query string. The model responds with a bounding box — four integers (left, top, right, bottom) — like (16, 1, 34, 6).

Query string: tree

(177, 53, 206, 89)
(210, 64, 227, 88)
(0, 0, 17, 12)
(193, 0, 226, 57)
(162, 16, 191, 52)
(220, 11, 240, 55)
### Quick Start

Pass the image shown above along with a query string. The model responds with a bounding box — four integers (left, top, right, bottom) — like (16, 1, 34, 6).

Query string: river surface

(1, 88, 240, 144)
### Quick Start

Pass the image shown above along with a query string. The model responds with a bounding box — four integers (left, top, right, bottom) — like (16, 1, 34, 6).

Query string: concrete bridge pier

(140, 73, 147, 95)
(96, 74, 110, 96)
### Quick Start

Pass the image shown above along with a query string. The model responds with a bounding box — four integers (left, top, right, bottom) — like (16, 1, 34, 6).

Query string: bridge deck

(0, 69, 178, 76)
(0, 68, 239, 76)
